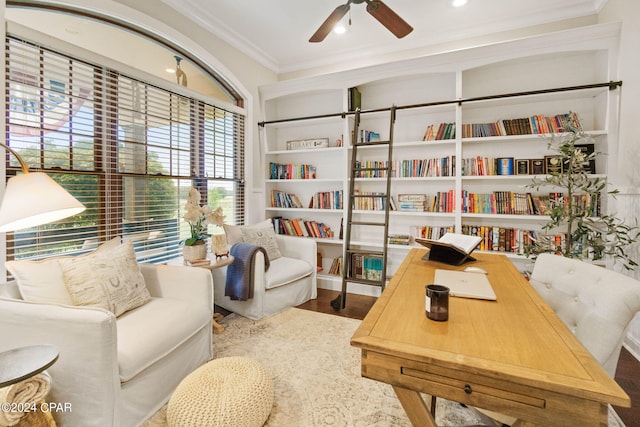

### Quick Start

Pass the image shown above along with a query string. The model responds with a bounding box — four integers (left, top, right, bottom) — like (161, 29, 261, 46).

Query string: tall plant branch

(526, 129, 639, 270)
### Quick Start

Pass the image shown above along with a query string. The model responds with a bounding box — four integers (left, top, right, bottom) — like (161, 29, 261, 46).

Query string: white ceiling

(160, 0, 607, 74)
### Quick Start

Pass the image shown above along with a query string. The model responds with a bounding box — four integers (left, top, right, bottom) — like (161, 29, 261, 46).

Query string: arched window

(4, 7, 245, 263)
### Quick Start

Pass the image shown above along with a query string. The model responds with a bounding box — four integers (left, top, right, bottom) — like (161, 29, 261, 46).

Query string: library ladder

(331, 106, 396, 311)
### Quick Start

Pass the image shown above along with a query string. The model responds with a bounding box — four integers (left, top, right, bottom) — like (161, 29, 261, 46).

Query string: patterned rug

(143, 307, 624, 426)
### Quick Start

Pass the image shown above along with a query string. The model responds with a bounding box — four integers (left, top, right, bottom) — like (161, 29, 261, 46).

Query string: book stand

(416, 239, 477, 266)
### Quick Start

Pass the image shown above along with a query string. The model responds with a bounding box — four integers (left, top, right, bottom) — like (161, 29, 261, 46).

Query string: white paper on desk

(433, 269, 497, 301)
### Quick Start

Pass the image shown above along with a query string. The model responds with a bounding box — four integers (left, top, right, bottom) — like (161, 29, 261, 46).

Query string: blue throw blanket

(225, 243, 270, 301)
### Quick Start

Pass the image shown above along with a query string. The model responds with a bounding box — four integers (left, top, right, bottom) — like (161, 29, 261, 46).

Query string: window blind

(5, 36, 245, 263)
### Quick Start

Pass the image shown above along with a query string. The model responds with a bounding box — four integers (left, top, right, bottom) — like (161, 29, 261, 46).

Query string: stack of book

(184, 258, 210, 267)
(388, 234, 411, 245)
(396, 194, 425, 212)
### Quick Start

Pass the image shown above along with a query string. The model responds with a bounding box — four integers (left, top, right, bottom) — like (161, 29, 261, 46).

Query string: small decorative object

(211, 233, 229, 259)
(183, 187, 225, 262)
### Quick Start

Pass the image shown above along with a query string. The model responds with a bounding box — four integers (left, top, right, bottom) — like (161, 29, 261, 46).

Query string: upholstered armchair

(528, 253, 640, 377)
(0, 251, 213, 427)
(213, 223, 317, 320)
(478, 253, 640, 425)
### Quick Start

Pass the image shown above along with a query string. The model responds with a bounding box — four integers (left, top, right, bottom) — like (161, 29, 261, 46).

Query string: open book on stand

(415, 233, 482, 266)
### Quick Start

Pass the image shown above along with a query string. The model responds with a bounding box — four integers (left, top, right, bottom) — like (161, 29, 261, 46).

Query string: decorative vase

(211, 233, 229, 259)
(183, 241, 207, 262)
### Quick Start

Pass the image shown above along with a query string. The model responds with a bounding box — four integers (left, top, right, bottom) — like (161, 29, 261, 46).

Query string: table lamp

(0, 142, 86, 232)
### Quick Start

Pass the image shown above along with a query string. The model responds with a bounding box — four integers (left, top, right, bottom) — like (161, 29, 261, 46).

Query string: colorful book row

(309, 190, 343, 210)
(270, 190, 304, 208)
(423, 122, 456, 141)
(272, 217, 334, 238)
(410, 225, 455, 240)
(461, 191, 600, 216)
(353, 190, 387, 210)
(269, 162, 317, 180)
(355, 157, 456, 178)
(461, 111, 583, 138)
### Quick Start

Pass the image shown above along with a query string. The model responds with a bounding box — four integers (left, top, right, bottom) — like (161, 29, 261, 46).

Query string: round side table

(0, 345, 58, 388)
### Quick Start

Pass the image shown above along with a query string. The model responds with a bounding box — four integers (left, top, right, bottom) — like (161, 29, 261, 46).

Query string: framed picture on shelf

(530, 159, 545, 175)
(515, 159, 530, 175)
(575, 143, 596, 174)
(545, 155, 563, 174)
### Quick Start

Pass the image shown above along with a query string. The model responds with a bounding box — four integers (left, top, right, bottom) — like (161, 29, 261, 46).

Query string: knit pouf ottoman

(167, 356, 274, 427)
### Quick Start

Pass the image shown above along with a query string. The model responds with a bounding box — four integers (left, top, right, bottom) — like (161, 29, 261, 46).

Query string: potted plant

(524, 128, 639, 270)
(183, 187, 225, 261)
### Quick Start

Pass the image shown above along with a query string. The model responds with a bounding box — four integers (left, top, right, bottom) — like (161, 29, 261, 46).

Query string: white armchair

(476, 253, 640, 426)
(0, 264, 213, 427)
(212, 234, 317, 320)
(529, 253, 640, 377)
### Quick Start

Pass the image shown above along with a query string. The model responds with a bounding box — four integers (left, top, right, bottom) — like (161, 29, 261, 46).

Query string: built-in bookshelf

(259, 23, 621, 295)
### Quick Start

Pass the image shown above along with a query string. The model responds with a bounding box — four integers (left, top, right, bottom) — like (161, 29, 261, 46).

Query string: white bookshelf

(258, 23, 621, 292)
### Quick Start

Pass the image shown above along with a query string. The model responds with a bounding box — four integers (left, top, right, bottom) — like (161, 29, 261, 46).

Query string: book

(438, 232, 482, 254)
(416, 233, 482, 266)
(348, 87, 361, 111)
(363, 254, 384, 281)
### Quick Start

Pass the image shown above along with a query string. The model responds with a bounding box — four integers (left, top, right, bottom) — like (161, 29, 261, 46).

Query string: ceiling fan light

(452, 0, 468, 7)
(334, 24, 347, 34)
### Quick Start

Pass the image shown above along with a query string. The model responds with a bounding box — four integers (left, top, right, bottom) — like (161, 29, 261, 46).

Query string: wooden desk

(351, 249, 630, 427)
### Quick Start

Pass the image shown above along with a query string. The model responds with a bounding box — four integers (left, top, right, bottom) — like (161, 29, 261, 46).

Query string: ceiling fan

(309, 0, 413, 43)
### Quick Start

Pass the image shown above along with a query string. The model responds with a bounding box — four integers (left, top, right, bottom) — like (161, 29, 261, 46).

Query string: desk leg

(392, 385, 438, 427)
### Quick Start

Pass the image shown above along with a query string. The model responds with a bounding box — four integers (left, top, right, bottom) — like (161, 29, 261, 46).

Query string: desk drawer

(361, 351, 607, 426)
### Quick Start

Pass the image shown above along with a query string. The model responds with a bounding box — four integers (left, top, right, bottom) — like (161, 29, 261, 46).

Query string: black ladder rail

(332, 106, 396, 311)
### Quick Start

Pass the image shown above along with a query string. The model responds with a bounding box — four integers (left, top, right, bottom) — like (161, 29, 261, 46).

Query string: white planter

(183, 242, 207, 262)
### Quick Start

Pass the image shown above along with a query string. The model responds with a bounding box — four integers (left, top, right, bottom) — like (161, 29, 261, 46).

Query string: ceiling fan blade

(309, 4, 350, 43)
(366, 0, 413, 39)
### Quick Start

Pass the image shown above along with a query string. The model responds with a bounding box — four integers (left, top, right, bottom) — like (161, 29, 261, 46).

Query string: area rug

(143, 307, 624, 426)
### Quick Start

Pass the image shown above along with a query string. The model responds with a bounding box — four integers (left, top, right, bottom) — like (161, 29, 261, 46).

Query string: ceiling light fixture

(452, 0, 468, 7)
(174, 56, 188, 87)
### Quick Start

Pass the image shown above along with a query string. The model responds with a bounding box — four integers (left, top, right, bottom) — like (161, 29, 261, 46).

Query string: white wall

(598, 0, 640, 358)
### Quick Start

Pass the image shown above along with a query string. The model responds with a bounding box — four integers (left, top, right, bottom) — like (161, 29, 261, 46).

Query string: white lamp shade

(0, 172, 86, 232)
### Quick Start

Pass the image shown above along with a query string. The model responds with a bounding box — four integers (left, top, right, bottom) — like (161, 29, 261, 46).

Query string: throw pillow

(58, 240, 151, 316)
(223, 223, 243, 246)
(5, 237, 121, 305)
(240, 220, 282, 261)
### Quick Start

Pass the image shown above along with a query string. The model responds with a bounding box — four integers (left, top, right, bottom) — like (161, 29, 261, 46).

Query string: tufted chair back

(529, 253, 640, 377)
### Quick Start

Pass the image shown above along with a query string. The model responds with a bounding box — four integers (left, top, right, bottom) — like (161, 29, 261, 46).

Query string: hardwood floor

(297, 288, 640, 427)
